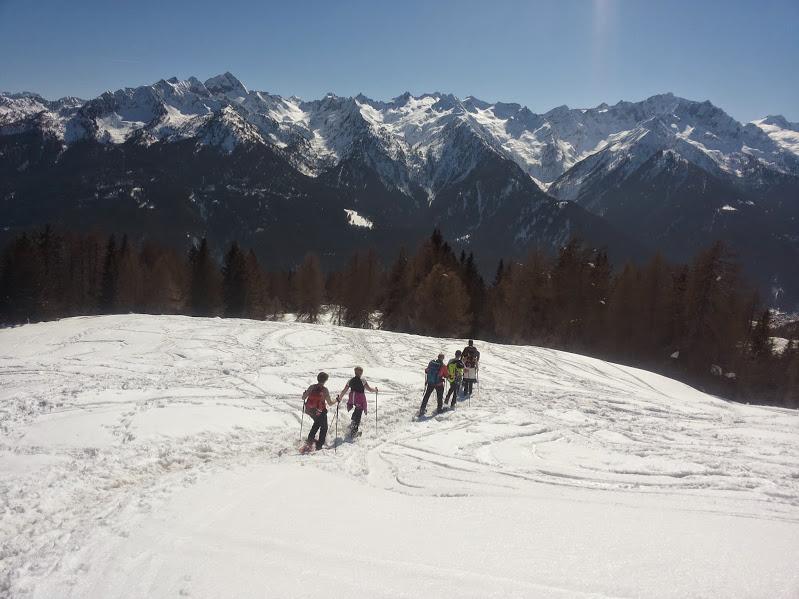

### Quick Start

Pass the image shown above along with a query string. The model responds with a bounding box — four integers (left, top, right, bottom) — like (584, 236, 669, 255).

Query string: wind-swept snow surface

(1, 315, 798, 598)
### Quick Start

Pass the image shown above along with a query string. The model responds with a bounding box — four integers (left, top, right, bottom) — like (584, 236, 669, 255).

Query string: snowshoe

(299, 442, 315, 454)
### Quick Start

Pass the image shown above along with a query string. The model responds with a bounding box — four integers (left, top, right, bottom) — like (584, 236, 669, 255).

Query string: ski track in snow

(1, 315, 798, 598)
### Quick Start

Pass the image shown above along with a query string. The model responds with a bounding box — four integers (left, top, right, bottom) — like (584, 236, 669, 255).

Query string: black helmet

(455, 350, 462, 357)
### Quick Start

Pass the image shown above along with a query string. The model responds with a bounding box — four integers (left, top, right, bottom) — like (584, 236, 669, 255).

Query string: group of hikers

(300, 339, 481, 453)
(419, 339, 481, 418)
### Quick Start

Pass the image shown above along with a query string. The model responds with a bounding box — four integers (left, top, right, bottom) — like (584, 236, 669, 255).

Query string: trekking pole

(334, 400, 340, 453)
(300, 398, 306, 443)
(375, 389, 378, 436)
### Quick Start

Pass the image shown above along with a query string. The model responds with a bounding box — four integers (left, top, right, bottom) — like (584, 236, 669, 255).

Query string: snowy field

(1, 315, 798, 598)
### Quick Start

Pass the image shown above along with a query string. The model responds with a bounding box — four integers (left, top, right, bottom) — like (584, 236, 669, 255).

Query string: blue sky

(1, 0, 796, 122)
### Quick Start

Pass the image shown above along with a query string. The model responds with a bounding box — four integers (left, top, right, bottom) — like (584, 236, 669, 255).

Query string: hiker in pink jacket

(337, 366, 377, 439)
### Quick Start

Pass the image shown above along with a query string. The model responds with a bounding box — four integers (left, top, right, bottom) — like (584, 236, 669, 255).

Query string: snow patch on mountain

(344, 208, 374, 229)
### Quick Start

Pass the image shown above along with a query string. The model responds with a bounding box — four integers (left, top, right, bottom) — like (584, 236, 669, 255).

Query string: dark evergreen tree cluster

(0, 230, 286, 322)
(1, 227, 797, 407)
(380, 229, 484, 338)
(486, 239, 797, 407)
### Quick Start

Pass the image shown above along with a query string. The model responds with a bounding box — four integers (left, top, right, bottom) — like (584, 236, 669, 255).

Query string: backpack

(426, 360, 441, 385)
(463, 347, 478, 368)
(304, 385, 326, 417)
(448, 359, 464, 383)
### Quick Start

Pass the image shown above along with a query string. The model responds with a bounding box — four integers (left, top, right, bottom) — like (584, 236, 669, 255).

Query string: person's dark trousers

(350, 406, 363, 437)
(307, 410, 328, 449)
(419, 383, 444, 415)
(463, 380, 473, 395)
(445, 381, 461, 405)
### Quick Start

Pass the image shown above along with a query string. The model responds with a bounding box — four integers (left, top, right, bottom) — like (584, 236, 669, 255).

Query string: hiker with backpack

(301, 372, 338, 452)
(418, 353, 448, 417)
(462, 339, 481, 396)
(444, 350, 465, 408)
(337, 366, 377, 439)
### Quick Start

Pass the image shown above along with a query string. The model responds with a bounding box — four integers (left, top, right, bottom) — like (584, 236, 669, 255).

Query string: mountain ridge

(1, 74, 797, 308)
(3, 74, 797, 187)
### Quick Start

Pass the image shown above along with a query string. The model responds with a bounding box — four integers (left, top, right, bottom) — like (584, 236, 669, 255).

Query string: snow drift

(1, 315, 798, 598)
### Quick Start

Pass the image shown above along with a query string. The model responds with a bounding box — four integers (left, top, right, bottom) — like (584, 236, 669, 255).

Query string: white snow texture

(1, 315, 798, 598)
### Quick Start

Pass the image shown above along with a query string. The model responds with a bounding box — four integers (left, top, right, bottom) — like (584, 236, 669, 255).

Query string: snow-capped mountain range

(1, 73, 798, 307)
(2, 72, 798, 192)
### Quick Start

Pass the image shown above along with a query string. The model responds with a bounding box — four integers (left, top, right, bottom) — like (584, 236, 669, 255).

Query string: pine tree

(37, 225, 68, 318)
(782, 342, 799, 408)
(188, 238, 221, 317)
(552, 239, 590, 347)
(145, 248, 186, 314)
(683, 242, 746, 375)
(340, 249, 382, 328)
(116, 235, 143, 313)
(267, 271, 291, 319)
(607, 263, 641, 357)
(381, 248, 413, 332)
(461, 252, 486, 336)
(640, 254, 672, 353)
(493, 258, 506, 287)
(99, 235, 119, 313)
(244, 249, 268, 319)
(750, 309, 773, 360)
(412, 264, 470, 337)
(0, 234, 44, 323)
(222, 242, 248, 317)
(294, 253, 324, 322)
(666, 265, 688, 351)
(67, 233, 104, 316)
(584, 249, 611, 348)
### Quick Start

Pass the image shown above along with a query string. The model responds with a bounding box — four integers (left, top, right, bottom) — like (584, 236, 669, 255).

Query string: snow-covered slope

(752, 115, 799, 155)
(1, 315, 798, 598)
(548, 99, 799, 201)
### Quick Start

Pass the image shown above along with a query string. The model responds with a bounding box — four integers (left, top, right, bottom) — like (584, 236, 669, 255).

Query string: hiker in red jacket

(302, 372, 338, 452)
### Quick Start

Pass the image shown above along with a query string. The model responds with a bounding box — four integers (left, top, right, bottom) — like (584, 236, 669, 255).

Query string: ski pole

(375, 389, 378, 435)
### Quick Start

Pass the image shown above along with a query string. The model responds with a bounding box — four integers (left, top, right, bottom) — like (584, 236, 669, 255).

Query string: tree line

(1, 226, 797, 407)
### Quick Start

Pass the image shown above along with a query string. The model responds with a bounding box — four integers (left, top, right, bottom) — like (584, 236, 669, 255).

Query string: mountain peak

(757, 114, 797, 130)
(204, 72, 248, 97)
(388, 91, 412, 106)
(547, 104, 571, 116)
